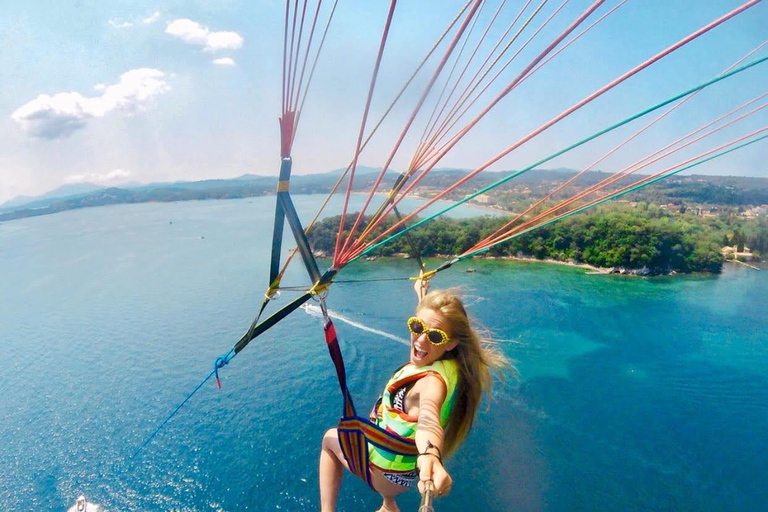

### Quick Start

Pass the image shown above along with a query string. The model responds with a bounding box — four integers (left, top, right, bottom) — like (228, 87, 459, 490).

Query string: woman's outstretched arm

(414, 375, 453, 498)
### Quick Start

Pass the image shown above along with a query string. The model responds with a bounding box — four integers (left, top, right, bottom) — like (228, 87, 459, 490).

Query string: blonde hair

(418, 289, 512, 457)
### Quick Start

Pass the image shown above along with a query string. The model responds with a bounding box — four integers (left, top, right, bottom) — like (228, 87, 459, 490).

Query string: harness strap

(322, 306, 418, 489)
(337, 417, 374, 488)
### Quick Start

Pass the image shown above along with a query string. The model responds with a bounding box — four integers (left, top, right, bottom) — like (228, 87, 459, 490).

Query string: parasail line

(350, 0, 495, 249)
(341, 0, 608, 262)
(337, 0, 486, 264)
(415, 0, 628, 171)
(474, 75, 768, 252)
(282, 1, 290, 114)
(349, 54, 768, 263)
(292, 0, 340, 150)
(415, 0, 513, 168)
(346, 1, 765, 262)
(420, 0, 537, 161)
(353, 0, 762, 256)
(469, 38, 768, 254)
(288, 0, 310, 113)
(131, 365, 222, 459)
(481, 39, 768, 245)
(333, 0, 400, 264)
(269, 0, 472, 290)
(290, 0, 323, 113)
(285, 0, 301, 115)
(415, 0, 564, 170)
(471, 98, 768, 252)
(462, 129, 768, 259)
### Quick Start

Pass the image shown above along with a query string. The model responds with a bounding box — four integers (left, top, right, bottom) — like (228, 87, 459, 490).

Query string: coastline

(483, 255, 609, 274)
(355, 253, 649, 276)
(356, 253, 750, 277)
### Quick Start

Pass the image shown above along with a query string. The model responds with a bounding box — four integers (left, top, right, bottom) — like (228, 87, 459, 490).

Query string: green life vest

(368, 359, 458, 472)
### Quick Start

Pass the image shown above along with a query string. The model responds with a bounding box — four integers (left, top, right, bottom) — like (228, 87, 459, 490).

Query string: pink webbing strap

(324, 318, 354, 416)
(279, 111, 296, 159)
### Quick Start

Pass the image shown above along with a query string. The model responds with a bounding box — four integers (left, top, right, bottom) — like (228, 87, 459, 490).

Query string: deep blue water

(1, 197, 766, 512)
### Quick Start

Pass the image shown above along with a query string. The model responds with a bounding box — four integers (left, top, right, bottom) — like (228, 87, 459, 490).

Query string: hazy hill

(0, 183, 106, 211)
(2, 169, 766, 223)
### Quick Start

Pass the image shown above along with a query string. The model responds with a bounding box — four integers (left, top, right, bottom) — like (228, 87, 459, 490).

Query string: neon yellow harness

(369, 360, 458, 472)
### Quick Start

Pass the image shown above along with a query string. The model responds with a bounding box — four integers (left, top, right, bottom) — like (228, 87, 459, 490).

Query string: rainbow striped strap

(337, 414, 418, 489)
(324, 317, 418, 488)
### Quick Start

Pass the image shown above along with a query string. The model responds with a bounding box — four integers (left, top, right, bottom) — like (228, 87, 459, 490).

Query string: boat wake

(301, 303, 409, 346)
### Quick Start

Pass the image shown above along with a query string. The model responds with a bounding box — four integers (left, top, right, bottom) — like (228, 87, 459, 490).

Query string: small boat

(67, 495, 100, 512)
(466, 268, 476, 273)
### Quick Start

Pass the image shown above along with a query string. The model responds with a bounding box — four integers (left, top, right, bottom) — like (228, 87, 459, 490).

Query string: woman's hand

(414, 269, 430, 300)
(417, 453, 453, 498)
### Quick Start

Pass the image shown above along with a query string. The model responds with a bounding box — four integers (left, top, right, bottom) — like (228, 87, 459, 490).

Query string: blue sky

(1, 0, 766, 204)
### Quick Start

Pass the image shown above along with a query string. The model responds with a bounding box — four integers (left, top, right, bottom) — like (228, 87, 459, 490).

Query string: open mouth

(413, 345, 429, 360)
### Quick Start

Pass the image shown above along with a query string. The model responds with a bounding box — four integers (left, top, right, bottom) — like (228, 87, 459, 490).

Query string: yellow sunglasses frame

(406, 317, 451, 346)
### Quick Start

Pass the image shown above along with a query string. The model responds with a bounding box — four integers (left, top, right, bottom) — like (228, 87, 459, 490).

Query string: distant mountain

(0, 183, 105, 211)
(2, 169, 766, 223)
(131, 175, 276, 192)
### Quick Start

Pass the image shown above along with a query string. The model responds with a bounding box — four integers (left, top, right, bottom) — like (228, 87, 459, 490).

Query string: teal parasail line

(353, 55, 768, 262)
(458, 130, 768, 260)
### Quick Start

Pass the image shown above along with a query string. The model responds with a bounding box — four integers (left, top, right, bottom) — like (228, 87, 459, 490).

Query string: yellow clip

(409, 269, 437, 281)
(309, 279, 332, 296)
(277, 180, 290, 192)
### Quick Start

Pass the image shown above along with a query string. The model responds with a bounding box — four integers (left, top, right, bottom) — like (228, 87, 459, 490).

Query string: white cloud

(108, 19, 134, 29)
(66, 169, 133, 184)
(143, 11, 161, 24)
(11, 69, 171, 140)
(212, 57, 236, 67)
(166, 19, 243, 53)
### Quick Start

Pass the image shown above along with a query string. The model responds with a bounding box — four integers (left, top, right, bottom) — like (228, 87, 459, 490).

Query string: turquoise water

(1, 197, 766, 511)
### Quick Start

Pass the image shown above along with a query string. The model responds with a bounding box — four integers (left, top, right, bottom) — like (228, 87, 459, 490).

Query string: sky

(1, 0, 766, 205)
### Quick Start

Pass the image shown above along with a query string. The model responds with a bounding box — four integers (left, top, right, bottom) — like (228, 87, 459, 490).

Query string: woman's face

(409, 308, 458, 367)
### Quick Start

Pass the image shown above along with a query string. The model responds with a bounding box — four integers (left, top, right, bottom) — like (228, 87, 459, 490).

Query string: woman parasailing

(319, 273, 510, 512)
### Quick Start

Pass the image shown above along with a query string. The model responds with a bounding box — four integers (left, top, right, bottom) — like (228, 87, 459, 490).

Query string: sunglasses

(407, 317, 450, 346)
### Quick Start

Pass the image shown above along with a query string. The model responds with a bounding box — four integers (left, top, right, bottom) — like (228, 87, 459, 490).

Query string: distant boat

(67, 495, 100, 512)
(466, 268, 476, 273)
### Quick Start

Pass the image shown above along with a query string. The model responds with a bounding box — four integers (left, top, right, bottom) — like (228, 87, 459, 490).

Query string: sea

(1, 195, 766, 512)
